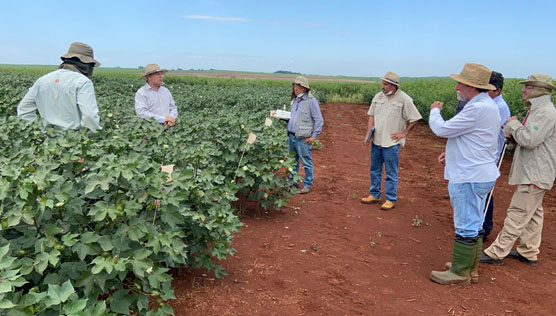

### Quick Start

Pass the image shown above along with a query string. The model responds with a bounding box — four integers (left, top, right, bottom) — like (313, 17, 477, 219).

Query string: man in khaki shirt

(361, 72, 422, 210)
(481, 74, 556, 266)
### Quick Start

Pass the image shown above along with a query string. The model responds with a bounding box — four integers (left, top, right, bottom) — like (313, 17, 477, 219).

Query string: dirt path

(171, 103, 556, 316)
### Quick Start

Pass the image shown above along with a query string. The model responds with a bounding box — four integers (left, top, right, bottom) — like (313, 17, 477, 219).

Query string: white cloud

(183, 15, 253, 22)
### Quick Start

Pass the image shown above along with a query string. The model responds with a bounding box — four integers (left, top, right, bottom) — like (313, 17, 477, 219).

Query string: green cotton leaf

(147, 267, 171, 289)
(83, 301, 107, 316)
(0, 281, 12, 294)
(63, 298, 88, 315)
(87, 205, 108, 222)
(62, 233, 80, 247)
(91, 256, 113, 275)
(0, 298, 16, 309)
(0, 244, 9, 260)
(110, 289, 133, 315)
(80, 231, 101, 244)
(122, 169, 133, 181)
(131, 258, 152, 278)
(45, 280, 75, 307)
(136, 294, 149, 312)
(73, 242, 97, 261)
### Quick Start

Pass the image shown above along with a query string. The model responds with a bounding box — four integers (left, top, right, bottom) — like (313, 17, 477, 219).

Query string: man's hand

(430, 101, 443, 110)
(391, 132, 407, 141)
(506, 116, 518, 124)
(438, 152, 446, 165)
(305, 137, 315, 144)
(165, 116, 175, 128)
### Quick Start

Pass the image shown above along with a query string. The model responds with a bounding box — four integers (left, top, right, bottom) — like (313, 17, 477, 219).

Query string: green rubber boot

(444, 236, 482, 283)
(430, 240, 475, 286)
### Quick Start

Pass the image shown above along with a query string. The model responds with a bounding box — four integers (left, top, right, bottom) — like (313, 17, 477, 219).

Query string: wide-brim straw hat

(381, 71, 400, 86)
(143, 63, 168, 77)
(60, 42, 100, 67)
(293, 76, 310, 90)
(519, 74, 556, 91)
(450, 63, 495, 90)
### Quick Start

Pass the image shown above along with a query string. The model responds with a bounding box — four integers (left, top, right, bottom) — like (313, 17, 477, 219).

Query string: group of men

(17, 42, 179, 132)
(15, 43, 556, 286)
(356, 63, 555, 286)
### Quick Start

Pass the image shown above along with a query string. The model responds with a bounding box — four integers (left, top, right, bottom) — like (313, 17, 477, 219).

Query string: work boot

(430, 238, 475, 286)
(361, 195, 380, 204)
(444, 234, 482, 283)
(508, 250, 537, 266)
(380, 200, 395, 210)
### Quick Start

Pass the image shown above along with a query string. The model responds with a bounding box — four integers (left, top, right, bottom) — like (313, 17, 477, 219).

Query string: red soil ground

(170, 102, 556, 316)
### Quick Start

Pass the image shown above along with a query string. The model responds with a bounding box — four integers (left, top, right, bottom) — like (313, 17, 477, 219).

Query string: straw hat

(293, 76, 310, 90)
(450, 63, 495, 90)
(519, 74, 556, 91)
(60, 42, 100, 67)
(381, 72, 400, 86)
(142, 63, 168, 77)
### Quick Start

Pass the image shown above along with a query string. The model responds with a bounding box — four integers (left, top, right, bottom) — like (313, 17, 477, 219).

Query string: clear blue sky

(1, 0, 555, 78)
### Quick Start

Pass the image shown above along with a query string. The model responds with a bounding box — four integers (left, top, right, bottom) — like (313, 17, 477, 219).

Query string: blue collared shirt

(135, 83, 178, 123)
(287, 93, 324, 138)
(492, 94, 511, 161)
(429, 92, 500, 183)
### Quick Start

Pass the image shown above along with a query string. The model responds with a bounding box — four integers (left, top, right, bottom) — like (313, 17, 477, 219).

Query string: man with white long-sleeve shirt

(135, 63, 178, 128)
(428, 63, 500, 286)
(17, 42, 101, 132)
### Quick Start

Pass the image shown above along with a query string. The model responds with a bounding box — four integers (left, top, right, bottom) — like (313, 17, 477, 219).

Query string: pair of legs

(369, 143, 399, 202)
(288, 134, 313, 189)
(484, 185, 545, 261)
(430, 181, 495, 285)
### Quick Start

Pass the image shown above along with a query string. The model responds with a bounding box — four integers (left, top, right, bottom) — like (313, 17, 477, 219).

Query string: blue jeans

(288, 134, 313, 188)
(369, 143, 399, 202)
(448, 181, 495, 238)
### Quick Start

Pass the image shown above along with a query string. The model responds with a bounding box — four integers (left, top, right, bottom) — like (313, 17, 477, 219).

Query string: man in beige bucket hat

(17, 42, 102, 132)
(428, 63, 501, 286)
(481, 74, 556, 267)
(135, 63, 178, 128)
(361, 71, 422, 210)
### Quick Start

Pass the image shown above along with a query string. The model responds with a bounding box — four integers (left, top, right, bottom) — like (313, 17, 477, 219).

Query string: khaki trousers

(484, 185, 545, 261)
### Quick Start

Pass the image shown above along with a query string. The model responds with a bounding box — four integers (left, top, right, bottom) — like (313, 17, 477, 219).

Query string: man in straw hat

(286, 76, 324, 194)
(481, 74, 556, 267)
(360, 71, 422, 210)
(453, 71, 511, 241)
(17, 42, 102, 132)
(135, 63, 178, 128)
(428, 63, 501, 285)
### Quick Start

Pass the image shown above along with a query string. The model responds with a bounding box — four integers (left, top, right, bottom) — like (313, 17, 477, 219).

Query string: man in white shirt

(428, 63, 500, 286)
(17, 42, 101, 132)
(135, 64, 178, 128)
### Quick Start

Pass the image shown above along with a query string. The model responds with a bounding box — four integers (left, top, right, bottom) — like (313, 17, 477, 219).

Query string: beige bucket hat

(293, 76, 310, 90)
(60, 42, 100, 67)
(381, 71, 400, 86)
(519, 74, 556, 90)
(450, 63, 495, 90)
(143, 63, 168, 77)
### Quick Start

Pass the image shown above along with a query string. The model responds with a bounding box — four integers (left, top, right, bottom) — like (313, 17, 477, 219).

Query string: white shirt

(17, 69, 101, 132)
(429, 92, 500, 183)
(135, 83, 178, 123)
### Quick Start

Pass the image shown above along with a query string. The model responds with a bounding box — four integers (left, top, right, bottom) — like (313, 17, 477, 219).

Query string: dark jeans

(483, 192, 494, 239)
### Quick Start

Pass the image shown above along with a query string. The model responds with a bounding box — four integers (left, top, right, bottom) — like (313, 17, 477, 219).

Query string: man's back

(17, 69, 101, 131)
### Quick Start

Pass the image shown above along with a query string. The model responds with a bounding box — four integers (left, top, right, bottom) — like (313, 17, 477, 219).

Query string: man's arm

(391, 120, 418, 141)
(429, 101, 477, 138)
(504, 113, 555, 149)
(168, 91, 178, 120)
(77, 81, 102, 132)
(17, 85, 38, 123)
(309, 98, 324, 140)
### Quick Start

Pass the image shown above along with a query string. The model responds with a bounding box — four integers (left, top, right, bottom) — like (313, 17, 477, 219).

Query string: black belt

(288, 131, 295, 136)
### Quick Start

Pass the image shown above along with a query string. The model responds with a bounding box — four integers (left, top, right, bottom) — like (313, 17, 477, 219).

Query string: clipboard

(365, 127, 375, 145)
